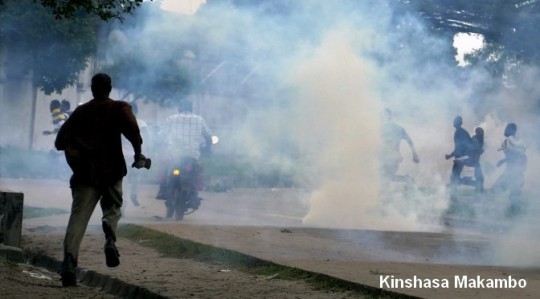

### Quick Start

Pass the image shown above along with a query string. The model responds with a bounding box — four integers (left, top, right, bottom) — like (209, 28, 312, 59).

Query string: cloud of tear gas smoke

(474, 71, 540, 267)
(98, 1, 540, 265)
(286, 30, 383, 229)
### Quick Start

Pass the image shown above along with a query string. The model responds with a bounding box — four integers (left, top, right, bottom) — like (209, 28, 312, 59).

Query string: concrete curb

(24, 252, 168, 299)
(0, 244, 25, 262)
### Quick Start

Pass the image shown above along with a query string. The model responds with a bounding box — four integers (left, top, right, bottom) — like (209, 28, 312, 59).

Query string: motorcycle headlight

(172, 169, 181, 176)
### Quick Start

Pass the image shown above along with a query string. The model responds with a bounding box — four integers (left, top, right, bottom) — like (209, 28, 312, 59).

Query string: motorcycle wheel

(174, 189, 187, 221)
(165, 193, 175, 219)
(189, 192, 201, 210)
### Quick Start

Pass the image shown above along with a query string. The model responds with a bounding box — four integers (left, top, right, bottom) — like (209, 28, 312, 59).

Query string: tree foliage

(391, 0, 540, 86)
(39, 0, 148, 21)
(0, 0, 148, 21)
(397, 0, 540, 64)
(0, 0, 97, 94)
(101, 49, 192, 105)
(98, 4, 194, 106)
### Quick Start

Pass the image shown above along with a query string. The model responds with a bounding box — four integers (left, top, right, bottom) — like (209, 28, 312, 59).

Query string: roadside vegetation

(118, 224, 414, 299)
(23, 206, 67, 219)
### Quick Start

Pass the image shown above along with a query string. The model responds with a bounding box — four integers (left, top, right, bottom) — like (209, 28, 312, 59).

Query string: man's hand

(412, 152, 420, 163)
(132, 153, 151, 169)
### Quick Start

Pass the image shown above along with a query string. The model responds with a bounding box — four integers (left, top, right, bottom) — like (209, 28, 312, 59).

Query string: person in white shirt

(491, 122, 527, 217)
(156, 101, 212, 200)
(163, 101, 212, 160)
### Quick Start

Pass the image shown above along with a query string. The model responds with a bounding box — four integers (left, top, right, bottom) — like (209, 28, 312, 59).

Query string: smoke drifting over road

(0, 0, 538, 268)
(98, 0, 540, 266)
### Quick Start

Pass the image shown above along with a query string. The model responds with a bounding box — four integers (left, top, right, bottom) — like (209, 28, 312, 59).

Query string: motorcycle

(163, 135, 219, 221)
(164, 156, 202, 221)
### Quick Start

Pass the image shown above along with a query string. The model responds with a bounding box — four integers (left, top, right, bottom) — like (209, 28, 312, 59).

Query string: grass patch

(1, 257, 19, 269)
(118, 224, 264, 267)
(23, 206, 68, 219)
(118, 224, 416, 299)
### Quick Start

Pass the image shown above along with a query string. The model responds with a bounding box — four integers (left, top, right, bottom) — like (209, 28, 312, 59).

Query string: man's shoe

(60, 255, 77, 287)
(104, 238, 120, 267)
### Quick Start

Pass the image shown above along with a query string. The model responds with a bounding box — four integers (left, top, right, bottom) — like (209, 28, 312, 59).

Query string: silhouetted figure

(445, 116, 472, 188)
(61, 99, 72, 116)
(43, 99, 69, 135)
(124, 101, 150, 208)
(380, 109, 419, 183)
(55, 73, 150, 287)
(462, 127, 485, 192)
(491, 123, 527, 217)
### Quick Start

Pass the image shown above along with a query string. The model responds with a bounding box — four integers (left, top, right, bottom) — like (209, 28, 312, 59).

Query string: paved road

(3, 178, 540, 298)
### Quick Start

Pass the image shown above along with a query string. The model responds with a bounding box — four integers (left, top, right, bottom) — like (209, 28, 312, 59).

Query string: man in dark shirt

(445, 116, 472, 187)
(463, 127, 485, 192)
(55, 73, 150, 287)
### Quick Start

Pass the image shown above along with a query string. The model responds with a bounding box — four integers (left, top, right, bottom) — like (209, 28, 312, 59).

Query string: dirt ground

(2, 178, 540, 298)
(0, 179, 369, 298)
(13, 227, 365, 299)
(0, 254, 117, 299)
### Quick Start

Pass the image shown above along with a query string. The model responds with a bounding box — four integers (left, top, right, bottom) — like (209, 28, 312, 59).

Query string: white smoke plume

(102, 1, 540, 244)
(3, 0, 540, 266)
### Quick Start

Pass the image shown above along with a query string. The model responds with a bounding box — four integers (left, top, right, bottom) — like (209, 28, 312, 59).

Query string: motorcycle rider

(156, 101, 212, 203)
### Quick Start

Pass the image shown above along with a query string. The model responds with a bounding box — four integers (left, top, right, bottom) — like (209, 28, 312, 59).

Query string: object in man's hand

(132, 154, 151, 169)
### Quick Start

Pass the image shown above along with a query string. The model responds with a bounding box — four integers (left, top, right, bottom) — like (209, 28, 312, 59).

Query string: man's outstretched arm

(402, 129, 419, 163)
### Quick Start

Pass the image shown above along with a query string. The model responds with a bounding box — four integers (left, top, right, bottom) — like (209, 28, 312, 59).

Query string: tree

(101, 49, 193, 105)
(0, 0, 97, 94)
(396, 0, 540, 65)
(0, 0, 149, 21)
(98, 6, 194, 106)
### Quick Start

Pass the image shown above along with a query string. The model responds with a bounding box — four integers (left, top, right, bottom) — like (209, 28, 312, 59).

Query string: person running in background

(462, 127, 485, 192)
(61, 99, 72, 116)
(43, 99, 69, 135)
(379, 108, 420, 183)
(491, 123, 527, 217)
(445, 116, 472, 188)
(124, 101, 150, 208)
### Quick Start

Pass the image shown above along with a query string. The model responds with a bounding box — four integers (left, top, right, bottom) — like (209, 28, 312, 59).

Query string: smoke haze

(2, 0, 540, 267)
(113, 0, 540, 266)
